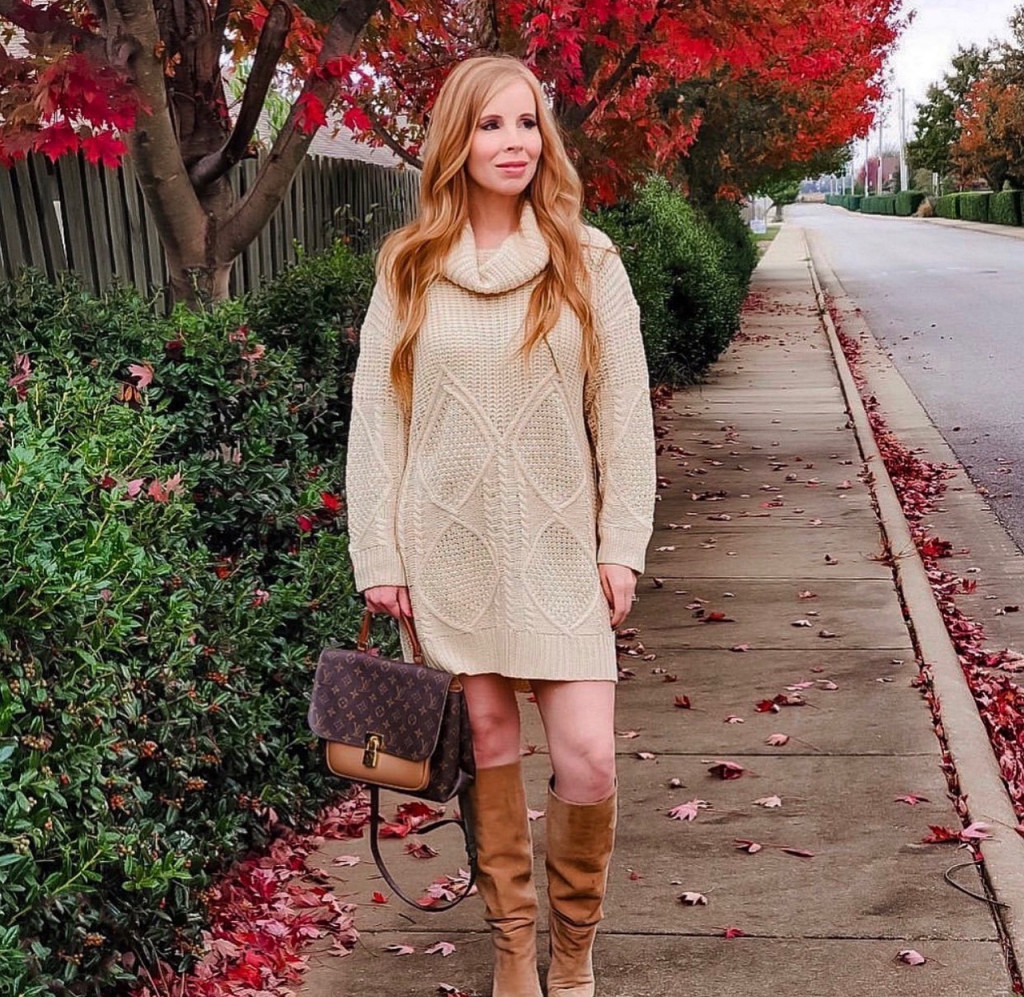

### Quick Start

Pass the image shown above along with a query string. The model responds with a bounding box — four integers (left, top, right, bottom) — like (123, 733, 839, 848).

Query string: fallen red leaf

(707, 760, 745, 780)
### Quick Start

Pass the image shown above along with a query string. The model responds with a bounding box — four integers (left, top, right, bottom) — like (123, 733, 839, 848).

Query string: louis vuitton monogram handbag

(307, 610, 477, 910)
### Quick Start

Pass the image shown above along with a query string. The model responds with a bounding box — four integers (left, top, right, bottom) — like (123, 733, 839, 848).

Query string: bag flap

(307, 647, 456, 763)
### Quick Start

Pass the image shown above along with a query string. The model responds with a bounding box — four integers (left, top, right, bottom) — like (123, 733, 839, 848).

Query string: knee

(469, 708, 521, 768)
(553, 743, 616, 803)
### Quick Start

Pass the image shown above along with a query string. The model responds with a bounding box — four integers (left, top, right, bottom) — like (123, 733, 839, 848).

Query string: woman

(345, 54, 656, 997)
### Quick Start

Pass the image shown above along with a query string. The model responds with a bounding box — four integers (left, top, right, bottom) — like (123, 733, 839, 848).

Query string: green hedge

(935, 194, 960, 219)
(591, 177, 755, 385)
(0, 255, 373, 994)
(958, 192, 991, 223)
(989, 190, 1022, 226)
(859, 195, 898, 215)
(896, 191, 927, 216)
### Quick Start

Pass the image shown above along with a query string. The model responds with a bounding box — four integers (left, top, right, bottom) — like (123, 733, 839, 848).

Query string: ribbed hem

(350, 545, 407, 592)
(597, 527, 651, 576)
(399, 627, 618, 682)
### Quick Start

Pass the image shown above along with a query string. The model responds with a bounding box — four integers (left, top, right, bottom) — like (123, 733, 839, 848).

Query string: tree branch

(363, 104, 423, 169)
(189, 1, 292, 189)
(559, 0, 667, 133)
(217, 0, 383, 261)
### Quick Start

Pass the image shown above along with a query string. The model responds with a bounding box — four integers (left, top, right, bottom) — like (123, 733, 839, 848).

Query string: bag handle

(368, 785, 478, 912)
(357, 609, 424, 665)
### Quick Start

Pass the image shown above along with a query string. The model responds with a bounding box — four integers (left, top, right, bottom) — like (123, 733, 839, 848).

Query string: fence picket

(2, 151, 420, 302)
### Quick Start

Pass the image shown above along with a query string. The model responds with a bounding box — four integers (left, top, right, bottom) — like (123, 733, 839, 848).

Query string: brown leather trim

(326, 742, 432, 792)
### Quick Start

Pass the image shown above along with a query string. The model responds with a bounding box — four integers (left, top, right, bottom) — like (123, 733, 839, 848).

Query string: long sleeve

(345, 279, 409, 592)
(584, 248, 657, 575)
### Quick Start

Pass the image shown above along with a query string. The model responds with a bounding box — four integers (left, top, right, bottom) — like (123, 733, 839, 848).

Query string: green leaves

(0, 255, 368, 992)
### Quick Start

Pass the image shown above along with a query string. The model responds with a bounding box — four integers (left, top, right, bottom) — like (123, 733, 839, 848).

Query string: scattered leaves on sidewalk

(527, 809, 545, 821)
(332, 854, 361, 867)
(674, 695, 692, 709)
(753, 796, 782, 808)
(923, 821, 991, 844)
(668, 800, 710, 821)
(766, 733, 790, 746)
(730, 643, 750, 652)
(707, 760, 745, 780)
(894, 794, 929, 806)
(371, 891, 389, 904)
(424, 941, 457, 957)
(678, 891, 709, 906)
(724, 715, 745, 724)
(897, 949, 927, 966)
(721, 926, 746, 939)
(636, 751, 656, 760)
(384, 944, 415, 956)
(406, 841, 440, 859)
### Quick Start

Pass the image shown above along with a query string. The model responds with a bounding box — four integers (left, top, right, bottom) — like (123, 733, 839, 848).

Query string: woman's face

(466, 79, 543, 200)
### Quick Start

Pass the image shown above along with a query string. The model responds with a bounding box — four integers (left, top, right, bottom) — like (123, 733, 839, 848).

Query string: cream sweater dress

(345, 203, 656, 681)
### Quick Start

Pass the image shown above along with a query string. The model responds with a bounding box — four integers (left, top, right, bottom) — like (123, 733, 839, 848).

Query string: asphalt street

(794, 202, 1024, 553)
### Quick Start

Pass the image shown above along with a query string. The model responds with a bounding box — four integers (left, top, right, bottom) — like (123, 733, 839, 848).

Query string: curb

(801, 228, 1024, 978)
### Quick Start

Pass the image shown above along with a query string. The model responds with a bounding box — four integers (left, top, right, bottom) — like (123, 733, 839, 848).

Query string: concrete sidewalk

(297, 227, 1014, 997)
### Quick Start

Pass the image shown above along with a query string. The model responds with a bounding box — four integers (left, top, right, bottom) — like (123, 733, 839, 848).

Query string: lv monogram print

(308, 647, 475, 803)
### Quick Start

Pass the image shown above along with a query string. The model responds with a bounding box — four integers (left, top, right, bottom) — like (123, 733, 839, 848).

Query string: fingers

(397, 587, 414, 618)
(362, 585, 411, 619)
(599, 565, 637, 629)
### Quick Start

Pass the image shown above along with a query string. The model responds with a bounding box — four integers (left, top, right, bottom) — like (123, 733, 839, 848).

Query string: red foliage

(1, 0, 904, 198)
(129, 793, 368, 996)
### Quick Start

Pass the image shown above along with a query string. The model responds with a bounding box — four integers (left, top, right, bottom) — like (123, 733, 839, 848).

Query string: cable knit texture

(345, 203, 656, 680)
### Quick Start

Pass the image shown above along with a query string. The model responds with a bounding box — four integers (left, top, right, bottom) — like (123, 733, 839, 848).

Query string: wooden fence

(0, 151, 420, 303)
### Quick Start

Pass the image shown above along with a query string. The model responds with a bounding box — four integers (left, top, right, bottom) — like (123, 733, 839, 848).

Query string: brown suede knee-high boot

(544, 781, 617, 997)
(467, 762, 543, 997)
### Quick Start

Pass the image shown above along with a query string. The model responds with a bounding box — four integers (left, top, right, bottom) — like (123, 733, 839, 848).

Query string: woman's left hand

(599, 563, 638, 629)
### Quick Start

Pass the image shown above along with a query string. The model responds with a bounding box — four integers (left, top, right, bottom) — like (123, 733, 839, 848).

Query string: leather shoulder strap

(368, 785, 478, 912)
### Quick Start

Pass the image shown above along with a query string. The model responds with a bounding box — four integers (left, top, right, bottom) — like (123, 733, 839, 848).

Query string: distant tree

(952, 77, 1024, 190)
(907, 44, 990, 179)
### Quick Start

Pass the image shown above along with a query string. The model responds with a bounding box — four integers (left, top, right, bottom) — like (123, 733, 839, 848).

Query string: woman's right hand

(363, 585, 414, 620)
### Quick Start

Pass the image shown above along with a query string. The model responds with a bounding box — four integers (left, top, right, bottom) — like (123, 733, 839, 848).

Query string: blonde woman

(345, 54, 656, 997)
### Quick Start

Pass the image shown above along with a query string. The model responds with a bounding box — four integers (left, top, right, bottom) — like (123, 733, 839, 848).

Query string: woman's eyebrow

(478, 112, 537, 121)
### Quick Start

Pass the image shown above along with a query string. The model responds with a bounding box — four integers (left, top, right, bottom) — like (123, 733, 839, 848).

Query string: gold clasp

(363, 732, 384, 769)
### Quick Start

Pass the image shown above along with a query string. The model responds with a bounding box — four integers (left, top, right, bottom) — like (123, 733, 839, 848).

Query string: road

(792, 202, 1024, 553)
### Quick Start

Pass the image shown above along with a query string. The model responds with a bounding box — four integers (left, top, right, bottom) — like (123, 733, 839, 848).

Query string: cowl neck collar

(441, 202, 550, 295)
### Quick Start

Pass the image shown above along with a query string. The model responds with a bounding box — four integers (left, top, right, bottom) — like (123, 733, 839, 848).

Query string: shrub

(958, 192, 990, 223)
(0, 262, 370, 995)
(590, 177, 753, 384)
(989, 190, 1021, 226)
(846, 196, 862, 212)
(935, 194, 960, 219)
(896, 191, 926, 216)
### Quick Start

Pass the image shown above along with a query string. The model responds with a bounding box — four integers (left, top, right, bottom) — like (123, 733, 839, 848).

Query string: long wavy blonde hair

(377, 54, 598, 410)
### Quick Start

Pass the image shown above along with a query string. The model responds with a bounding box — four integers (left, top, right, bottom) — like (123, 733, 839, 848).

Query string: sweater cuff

(350, 545, 407, 592)
(597, 527, 651, 576)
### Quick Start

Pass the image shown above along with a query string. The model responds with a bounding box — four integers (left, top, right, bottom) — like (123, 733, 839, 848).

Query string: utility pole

(863, 136, 870, 194)
(877, 112, 885, 196)
(898, 87, 909, 192)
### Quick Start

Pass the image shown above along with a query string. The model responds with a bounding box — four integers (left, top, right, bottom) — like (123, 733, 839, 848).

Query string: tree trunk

(105, 0, 382, 308)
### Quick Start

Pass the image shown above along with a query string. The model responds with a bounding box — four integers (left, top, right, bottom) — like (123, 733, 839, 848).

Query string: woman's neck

(468, 191, 524, 249)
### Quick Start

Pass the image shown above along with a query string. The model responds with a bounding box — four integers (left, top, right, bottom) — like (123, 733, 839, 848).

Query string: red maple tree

(0, 0, 905, 302)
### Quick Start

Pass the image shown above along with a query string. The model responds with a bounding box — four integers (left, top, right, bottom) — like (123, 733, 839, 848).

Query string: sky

(889, 0, 1020, 107)
(854, 0, 1020, 166)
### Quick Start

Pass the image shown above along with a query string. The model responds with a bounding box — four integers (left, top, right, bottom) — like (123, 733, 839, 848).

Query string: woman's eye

(522, 119, 537, 129)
